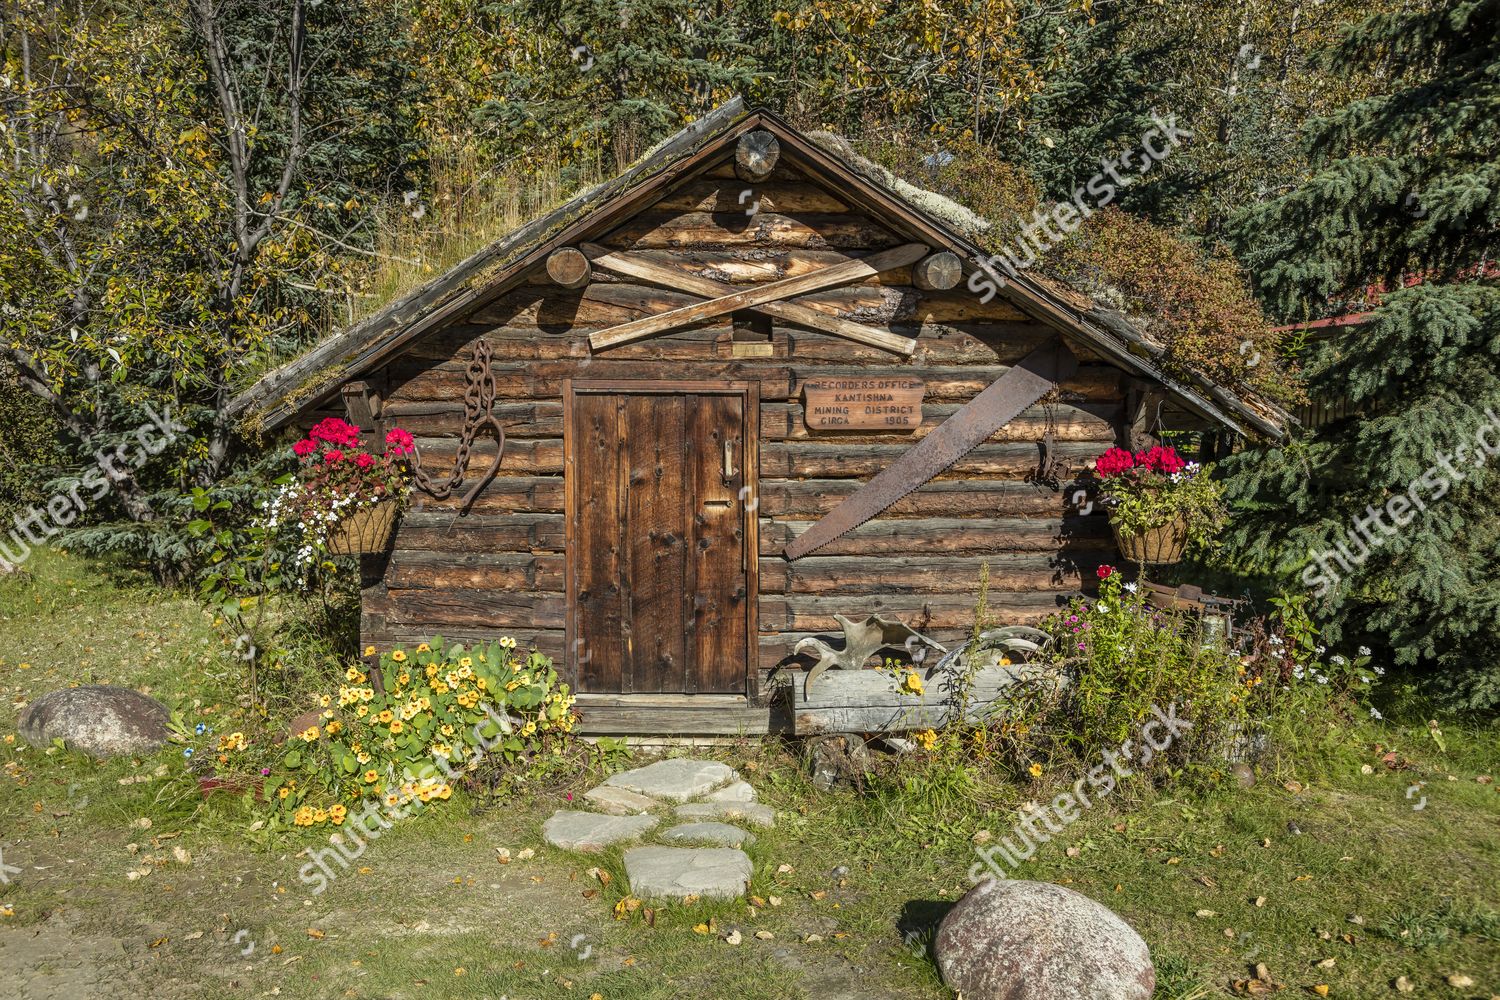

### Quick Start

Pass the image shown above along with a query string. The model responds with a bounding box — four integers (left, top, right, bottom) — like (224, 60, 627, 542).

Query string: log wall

(355, 159, 1126, 694)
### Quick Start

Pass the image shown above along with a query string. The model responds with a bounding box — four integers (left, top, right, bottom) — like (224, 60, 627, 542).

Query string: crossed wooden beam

(565, 241, 961, 357)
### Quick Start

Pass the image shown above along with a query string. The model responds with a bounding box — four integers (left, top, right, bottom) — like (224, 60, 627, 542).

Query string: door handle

(723, 439, 738, 480)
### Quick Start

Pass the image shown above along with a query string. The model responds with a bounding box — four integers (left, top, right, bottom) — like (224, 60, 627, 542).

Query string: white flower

(1317, 674, 1329, 684)
(1123, 582, 1137, 593)
(1369, 707, 1383, 720)
(1358, 645, 1371, 656)
(1315, 645, 1326, 655)
(1097, 603, 1110, 613)
(1330, 654, 1347, 665)
(1374, 666, 1385, 676)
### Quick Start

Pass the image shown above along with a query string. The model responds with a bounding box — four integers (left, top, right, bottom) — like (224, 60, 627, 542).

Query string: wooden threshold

(573, 693, 775, 736)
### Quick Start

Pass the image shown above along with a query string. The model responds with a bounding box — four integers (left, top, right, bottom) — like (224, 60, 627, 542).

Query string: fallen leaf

(1315, 958, 1335, 969)
(1255, 896, 1268, 907)
(693, 923, 711, 935)
(149, 937, 168, 948)
(776, 864, 794, 874)
(804, 934, 823, 943)
(1195, 909, 1217, 918)
(1311, 985, 1329, 997)
(810, 890, 827, 900)
(1393, 975, 1414, 993)
(754, 930, 774, 940)
(1284, 781, 1304, 794)
(723, 929, 742, 945)
(184, 931, 204, 941)
(1447, 974, 1475, 988)
(306, 928, 325, 940)
(749, 895, 767, 907)
(768, 896, 782, 906)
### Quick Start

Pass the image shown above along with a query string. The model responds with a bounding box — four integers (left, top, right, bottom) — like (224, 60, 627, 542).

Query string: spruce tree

(1222, 0, 1500, 708)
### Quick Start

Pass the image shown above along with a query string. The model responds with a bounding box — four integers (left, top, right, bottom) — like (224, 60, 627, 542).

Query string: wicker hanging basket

(1111, 515, 1190, 565)
(326, 501, 402, 556)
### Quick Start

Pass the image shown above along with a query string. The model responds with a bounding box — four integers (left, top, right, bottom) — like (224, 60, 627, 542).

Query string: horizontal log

(790, 285, 1028, 325)
(408, 476, 565, 515)
(759, 553, 1104, 594)
(392, 512, 565, 552)
(390, 400, 1118, 445)
(402, 320, 1094, 369)
(705, 160, 807, 181)
(654, 181, 849, 215)
(760, 515, 1113, 556)
(790, 666, 1062, 735)
(601, 211, 901, 251)
(762, 401, 1119, 443)
(366, 588, 568, 630)
(574, 699, 770, 735)
(757, 478, 1073, 518)
(382, 550, 564, 591)
(387, 360, 1126, 404)
(362, 626, 566, 660)
(760, 591, 1077, 631)
(759, 441, 1108, 478)
(448, 438, 1081, 488)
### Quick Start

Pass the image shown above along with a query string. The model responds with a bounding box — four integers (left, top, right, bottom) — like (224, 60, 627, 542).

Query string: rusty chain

(410, 339, 505, 513)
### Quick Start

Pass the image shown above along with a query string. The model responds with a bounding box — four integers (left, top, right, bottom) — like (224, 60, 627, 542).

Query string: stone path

(541, 757, 772, 900)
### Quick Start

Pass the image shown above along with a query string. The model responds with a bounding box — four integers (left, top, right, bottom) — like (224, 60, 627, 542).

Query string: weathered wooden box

(786, 663, 1065, 735)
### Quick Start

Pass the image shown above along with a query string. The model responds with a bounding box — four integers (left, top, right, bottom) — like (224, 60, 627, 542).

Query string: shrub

(180, 637, 577, 832)
(1027, 573, 1377, 773)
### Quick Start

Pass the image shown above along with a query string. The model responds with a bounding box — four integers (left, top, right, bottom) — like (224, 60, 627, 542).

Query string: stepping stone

(541, 810, 657, 852)
(583, 785, 659, 816)
(676, 801, 775, 828)
(707, 780, 757, 803)
(661, 822, 756, 848)
(624, 846, 753, 901)
(603, 758, 737, 803)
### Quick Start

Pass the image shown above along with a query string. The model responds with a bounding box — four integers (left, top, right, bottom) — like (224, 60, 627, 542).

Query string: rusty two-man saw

(783, 336, 1078, 560)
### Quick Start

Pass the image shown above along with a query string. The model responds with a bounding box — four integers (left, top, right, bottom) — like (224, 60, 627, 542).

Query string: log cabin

(230, 99, 1288, 736)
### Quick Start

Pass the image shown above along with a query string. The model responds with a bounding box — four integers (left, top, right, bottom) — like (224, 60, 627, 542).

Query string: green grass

(1, 547, 1498, 998)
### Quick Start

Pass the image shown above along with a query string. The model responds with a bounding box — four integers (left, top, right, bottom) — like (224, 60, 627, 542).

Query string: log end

(545, 247, 592, 289)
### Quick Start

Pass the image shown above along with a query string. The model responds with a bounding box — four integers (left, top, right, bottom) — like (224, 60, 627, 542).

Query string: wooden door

(566, 381, 758, 695)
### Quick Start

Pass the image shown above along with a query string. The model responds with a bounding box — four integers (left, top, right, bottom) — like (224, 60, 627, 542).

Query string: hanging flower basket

(1093, 444, 1226, 567)
(1111, 515, 1190, 565)
(326, 500, 402, 556)
(265, 419, 415, 570)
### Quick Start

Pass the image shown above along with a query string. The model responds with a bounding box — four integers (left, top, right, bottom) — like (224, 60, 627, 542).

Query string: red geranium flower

(1096, 564, 1115, 580)
(310, 417, 361, 448)
(1094, 447, 1136, 478)
(355, 453, 375, 469)
(292, 439, 317, 458)
(324, 449, 344, 464)
(385, 427, 414, 456)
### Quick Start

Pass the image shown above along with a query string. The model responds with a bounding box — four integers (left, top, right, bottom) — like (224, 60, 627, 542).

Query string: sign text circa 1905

(802, 377, 925, 431)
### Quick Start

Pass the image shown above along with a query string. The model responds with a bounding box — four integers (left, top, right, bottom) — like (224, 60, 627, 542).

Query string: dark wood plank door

(567, 382, 756, 695)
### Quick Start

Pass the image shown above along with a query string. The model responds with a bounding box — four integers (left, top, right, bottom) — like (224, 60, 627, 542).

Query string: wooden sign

(802, 377, 925, 431)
